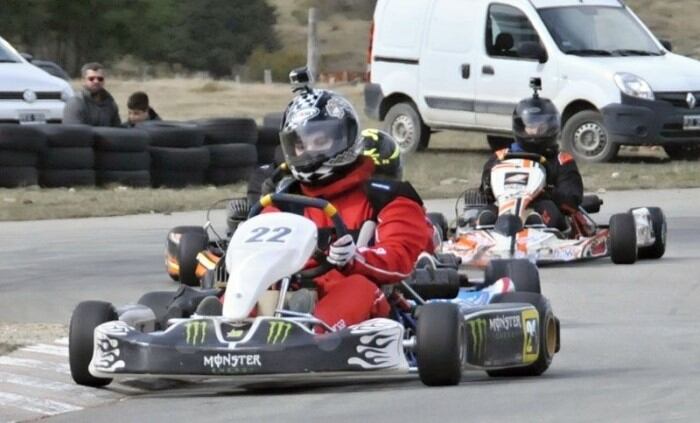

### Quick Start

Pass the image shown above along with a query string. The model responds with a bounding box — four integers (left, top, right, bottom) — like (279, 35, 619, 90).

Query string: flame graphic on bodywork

(347, 319, 407, 369)
(91, 321, 128, 372)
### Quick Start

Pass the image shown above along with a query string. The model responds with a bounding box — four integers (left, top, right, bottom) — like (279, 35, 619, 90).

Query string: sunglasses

(88, 76, 104, 82)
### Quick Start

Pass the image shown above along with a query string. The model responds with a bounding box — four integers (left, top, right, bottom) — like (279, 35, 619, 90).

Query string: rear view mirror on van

(517, 42, 548, 63)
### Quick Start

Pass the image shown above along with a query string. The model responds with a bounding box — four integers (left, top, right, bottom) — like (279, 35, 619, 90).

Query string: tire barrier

(0, 125, 47, 187)
(93, 128, 151, 187)
(139, 121, 205, 148)
(149, 146, 210, 188)
(262, 112, 283, 130)
(206, 143, 257, 185)
(35, 124, 96, 187)
(256, 125, 280, 165)
(194, 118, 258, 145)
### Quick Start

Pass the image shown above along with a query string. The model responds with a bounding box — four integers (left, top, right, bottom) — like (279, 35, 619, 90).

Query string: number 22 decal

(245, 226, 292, 243)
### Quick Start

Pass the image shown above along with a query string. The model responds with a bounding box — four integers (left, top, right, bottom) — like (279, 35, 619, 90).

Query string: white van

(0, 36, 73, 124)
(364, 0, 700, 162)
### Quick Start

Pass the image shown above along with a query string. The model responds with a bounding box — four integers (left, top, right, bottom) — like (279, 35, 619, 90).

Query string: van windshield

(539, 6, 663, 57)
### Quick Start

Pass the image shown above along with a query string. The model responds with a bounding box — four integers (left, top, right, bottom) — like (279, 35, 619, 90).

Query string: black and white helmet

(280, 88, 362, 185)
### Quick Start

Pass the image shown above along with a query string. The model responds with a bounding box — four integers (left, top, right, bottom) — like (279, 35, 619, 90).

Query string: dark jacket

(63, 88, 121, 127)
(480, 145, 584, 210)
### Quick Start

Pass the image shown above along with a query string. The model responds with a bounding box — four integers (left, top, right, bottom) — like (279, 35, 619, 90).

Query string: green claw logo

(185, 321, 207, 345)
(467, 318, 487, 360)
(267, 321, 293, 344)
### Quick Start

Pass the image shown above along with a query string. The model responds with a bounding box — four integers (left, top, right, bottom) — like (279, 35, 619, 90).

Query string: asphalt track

(1, 188, 699, 422)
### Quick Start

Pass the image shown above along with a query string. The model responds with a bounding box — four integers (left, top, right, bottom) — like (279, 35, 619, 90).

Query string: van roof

(529, 0, 623, 8)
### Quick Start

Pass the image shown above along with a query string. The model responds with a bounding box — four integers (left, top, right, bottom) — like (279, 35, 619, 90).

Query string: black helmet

(280, 88, 362, 185)
(361, 128, 403, 180)
(512, 96, 560, 154)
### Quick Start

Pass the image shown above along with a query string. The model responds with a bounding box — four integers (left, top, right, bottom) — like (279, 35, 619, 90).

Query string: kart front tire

(416, 302, 463, 386)
(69, 301, 117, 387)
(487, 292, 557, 377)
(484, 259, 541, 294)
(609, 213, 637, 264)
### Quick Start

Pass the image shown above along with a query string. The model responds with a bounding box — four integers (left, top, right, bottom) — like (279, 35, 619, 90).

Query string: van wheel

(384, 103, 430, 153)
(561, 110, 618, 163)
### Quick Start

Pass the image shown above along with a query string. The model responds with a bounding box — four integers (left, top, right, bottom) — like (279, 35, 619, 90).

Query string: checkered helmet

(280, 89, 362, 185)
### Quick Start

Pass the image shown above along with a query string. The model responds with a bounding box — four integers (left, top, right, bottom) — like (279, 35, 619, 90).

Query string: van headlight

(61, 87, 73, 102)
(614, 73, 654, 100)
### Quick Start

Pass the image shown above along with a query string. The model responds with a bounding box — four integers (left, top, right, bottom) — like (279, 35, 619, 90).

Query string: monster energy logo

(185, 321, 207, 345)
(467, 318, 487, 360)
(267, 321, 293, 344)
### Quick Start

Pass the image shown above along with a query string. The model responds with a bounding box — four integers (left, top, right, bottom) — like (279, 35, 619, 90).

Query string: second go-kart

(69, 194, 560, 388)
(440, 151, 667, 267)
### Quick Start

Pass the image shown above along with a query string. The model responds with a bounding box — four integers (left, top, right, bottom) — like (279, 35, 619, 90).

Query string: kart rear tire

(487, 292, 557, 377)
(635, 207, 666, 259)
(69, 301, 117, 387)
(416, 302, 463, 386)
(167, 226, 208, 286)
(609, 213, 637, 264)
(484, 259, 541, 294)
(427, 212, 449, 242)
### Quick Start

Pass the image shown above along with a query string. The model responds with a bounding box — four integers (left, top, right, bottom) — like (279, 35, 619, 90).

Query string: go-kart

(440, 152, 667, 267)
(69, 193, 560, 388)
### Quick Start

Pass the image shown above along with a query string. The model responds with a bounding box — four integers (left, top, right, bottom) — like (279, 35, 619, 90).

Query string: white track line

(0, 357, 70, 375)
(54, 337, 69, 346)
(0, 391, 82, 415)
(19, 344, 68, 358)
(0, 371, 106, 399)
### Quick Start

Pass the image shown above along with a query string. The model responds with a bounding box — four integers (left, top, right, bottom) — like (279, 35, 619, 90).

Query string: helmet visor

(280, 119, 357, 169)
(516, 107, 560, 139)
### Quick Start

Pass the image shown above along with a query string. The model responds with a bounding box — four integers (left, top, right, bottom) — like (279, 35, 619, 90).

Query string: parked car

(364, 0, 700, 161)
(20, 52, 71, 81)
(0, 36, 73, 124)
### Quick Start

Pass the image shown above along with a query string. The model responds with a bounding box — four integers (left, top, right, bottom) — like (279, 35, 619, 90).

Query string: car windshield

(0, 40, 21, 63)
(538, 6, 663, 57)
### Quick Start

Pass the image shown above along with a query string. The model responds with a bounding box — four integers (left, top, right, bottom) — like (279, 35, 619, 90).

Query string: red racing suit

(272, 157, 434, 330)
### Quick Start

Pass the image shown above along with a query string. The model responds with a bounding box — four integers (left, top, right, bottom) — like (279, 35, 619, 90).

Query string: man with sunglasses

(63, 62, 121, 127)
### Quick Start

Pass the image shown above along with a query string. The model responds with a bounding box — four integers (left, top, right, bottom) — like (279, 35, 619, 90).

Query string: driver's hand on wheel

(327, 234, 357, 267)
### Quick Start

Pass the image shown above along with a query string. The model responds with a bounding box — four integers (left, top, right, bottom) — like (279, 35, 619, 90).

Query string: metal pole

(307, 7, 319, 82)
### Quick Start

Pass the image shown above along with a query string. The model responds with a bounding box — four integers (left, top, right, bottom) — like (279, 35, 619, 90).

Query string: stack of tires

(37, 124, 95, 187)
(194, 118, 258, 185)
(141, 122, 210, 188)
(93, 128, 151, 187)
(0, 124, 46, 187)
(257, 112, 283, 165)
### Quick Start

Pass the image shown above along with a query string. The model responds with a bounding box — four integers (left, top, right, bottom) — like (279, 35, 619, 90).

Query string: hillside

(268, 0, 700, 74)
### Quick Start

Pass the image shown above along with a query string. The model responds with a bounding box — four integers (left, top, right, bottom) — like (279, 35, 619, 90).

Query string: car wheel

(487, 292, 558, 377)
(383, 103, 430, 153)
(69, 301, 117, 387)
(484, 259, 541, 294)
(609, 213, 637, 264)
(561, 110, 618, 163)
(634, 207, 666, 259)
(416, 302, 463, 386)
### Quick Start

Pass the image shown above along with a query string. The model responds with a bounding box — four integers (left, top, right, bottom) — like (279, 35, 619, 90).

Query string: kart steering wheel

(501, 152, 547, 164)
(248, 193, 349, 279)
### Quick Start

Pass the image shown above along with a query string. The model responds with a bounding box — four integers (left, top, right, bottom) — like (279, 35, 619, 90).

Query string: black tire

(634, 207, 667, 259)
(0, 166, 38, 187)
(416, 302, 463, 386)
(0, 150, 39, 167)
(142, 124, 205, 148)
(207, 143, 257, 168)
(40, 169, 95, 187)
(609, 213, 637, 264)
(663, 144, 700, 161)
(40, 147, 94, 170)
(263, 112, 284, 129)
(0, 124, 47, 151)
(384, 102, 430, 153)
(95, 151, 150, 171)
(36, 124, 94, 148)
(172, 227, 208, 286)
(195, 118, 258, 145)
(487, 135, 512, 152)
(151, 170, 206, 188)
(257, 145, 278, 165)
(484, 259, 541, 294)
(97, 170, 151, 187)
(428, 212, 449, 241)
(561, 110, 618, 163)
(137, 291, 176, 330)
(93, 127, 150, 152)
(206, 166, 255, 185)
(257, 125, 280, 148)
(69, 301, 117, 387)
(149, 146, 210, 171)
(487, 292, 557, 377)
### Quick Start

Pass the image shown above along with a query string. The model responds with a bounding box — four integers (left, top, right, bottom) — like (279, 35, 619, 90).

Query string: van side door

(474, 2, 558, 130)
(418, 0, 482, 127)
